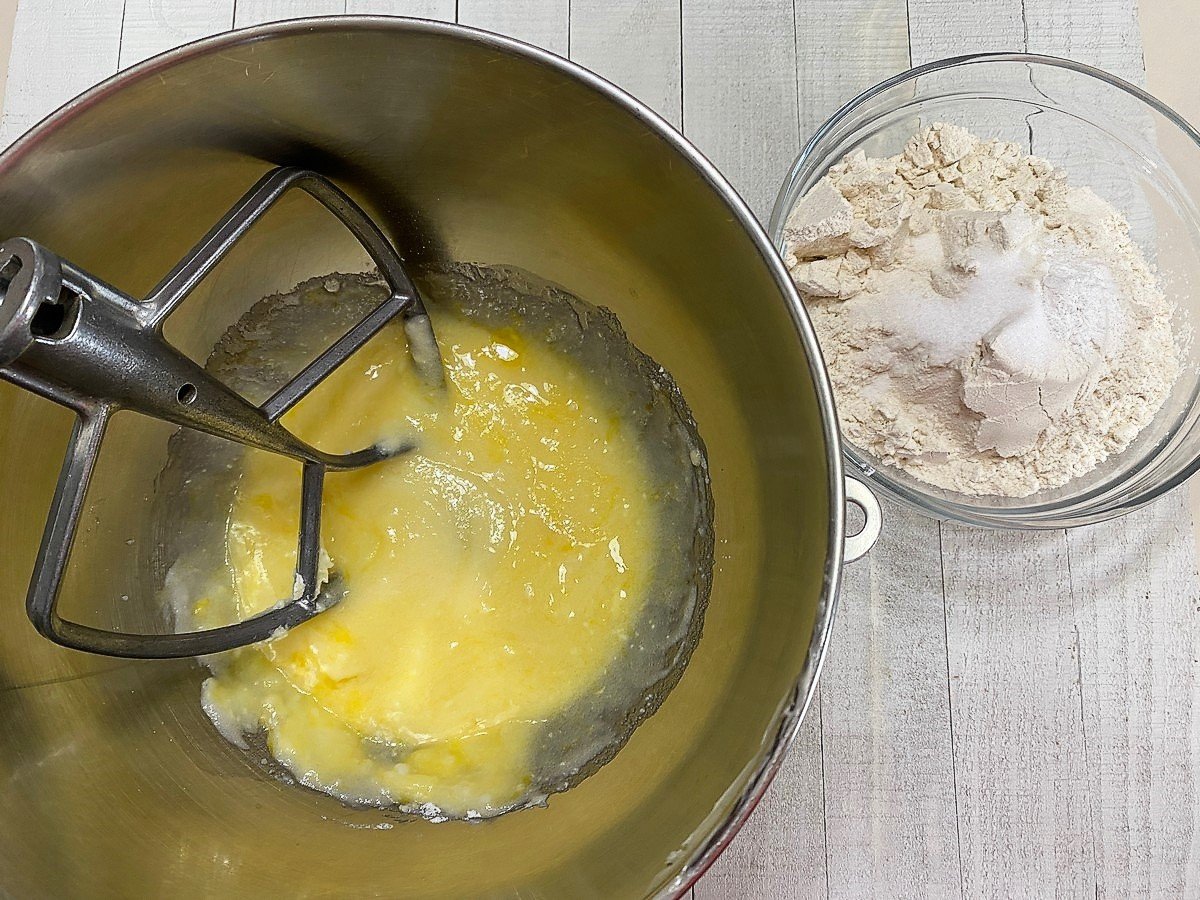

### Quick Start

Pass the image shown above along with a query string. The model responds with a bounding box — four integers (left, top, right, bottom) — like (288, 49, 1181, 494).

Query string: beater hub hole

(30, 285, 81, 341)
(0, 255, 22, 307)
(845, 498, 867, 538)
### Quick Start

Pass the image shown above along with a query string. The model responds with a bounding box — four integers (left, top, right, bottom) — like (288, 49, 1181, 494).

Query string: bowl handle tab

(843, 477, 882, 562)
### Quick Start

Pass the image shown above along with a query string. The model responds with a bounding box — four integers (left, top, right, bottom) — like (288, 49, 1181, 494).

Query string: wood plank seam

(937, 523, 967, 899)
(910, 0, 1093, 892)
(1019, 10, 1103, 891)
(115, 0, 127, 69)
(818, 696, 832, 897)
(677, 0, 683, 132)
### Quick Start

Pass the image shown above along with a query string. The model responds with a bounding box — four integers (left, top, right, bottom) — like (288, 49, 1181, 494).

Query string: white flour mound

(783, 123, 1181, 498)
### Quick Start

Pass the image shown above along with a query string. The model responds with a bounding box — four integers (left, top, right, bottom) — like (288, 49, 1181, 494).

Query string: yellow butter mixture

(177, 269, 709, 818)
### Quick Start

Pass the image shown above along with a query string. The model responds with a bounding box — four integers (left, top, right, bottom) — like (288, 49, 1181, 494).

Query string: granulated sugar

(783, 123, 1181, 498)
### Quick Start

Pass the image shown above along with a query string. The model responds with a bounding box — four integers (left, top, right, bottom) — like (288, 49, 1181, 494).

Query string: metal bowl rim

(0, 16, 848, 898)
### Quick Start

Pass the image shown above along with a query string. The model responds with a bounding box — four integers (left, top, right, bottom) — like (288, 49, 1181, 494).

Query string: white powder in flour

(783, 123, 1181, 498)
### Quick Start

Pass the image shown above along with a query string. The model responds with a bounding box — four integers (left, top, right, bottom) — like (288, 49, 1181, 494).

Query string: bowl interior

(0, 21, 836, 898)
(772, 55, 1200, 528)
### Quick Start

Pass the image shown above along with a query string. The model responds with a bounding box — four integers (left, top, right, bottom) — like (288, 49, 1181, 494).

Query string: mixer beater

(0, 167, 439, 659)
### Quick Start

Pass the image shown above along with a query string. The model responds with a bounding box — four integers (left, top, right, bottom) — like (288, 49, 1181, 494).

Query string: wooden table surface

(3, 1, 1198, 896)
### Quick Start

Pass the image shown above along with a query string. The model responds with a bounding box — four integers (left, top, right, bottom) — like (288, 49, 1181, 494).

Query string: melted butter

(194, 309, 660, 816)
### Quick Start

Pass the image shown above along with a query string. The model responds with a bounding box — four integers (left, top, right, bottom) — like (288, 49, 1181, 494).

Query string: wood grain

(694, 702, 828, 899)
(118, 0, 234, 68)
(907, 3, 1105, 897)
(822, 500, 962, 898)
(570, 0, 681, 128)
(1068, 493, 1200, 896)
(794, 0, 910, 139)
(344, 0, 455, 16)
(942, 525, 1097, 894)
(679, 0, 799, 224)
(0, 0, 124, 143)
(673, 6, 823, 898)
(1024, 0, 1145, 83)
(789, 3, 965, 897)
(907, 0, 1024, 59)
(1022, 2, 1200, 894)
(457, 0, 569, 57)
(233, 0, 346, 28)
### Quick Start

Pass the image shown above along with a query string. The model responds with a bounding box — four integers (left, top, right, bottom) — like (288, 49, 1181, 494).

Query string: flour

(783, 123, 1181, 498)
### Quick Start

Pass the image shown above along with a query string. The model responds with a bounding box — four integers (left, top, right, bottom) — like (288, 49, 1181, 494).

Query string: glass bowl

(770, 52, 1200, 529)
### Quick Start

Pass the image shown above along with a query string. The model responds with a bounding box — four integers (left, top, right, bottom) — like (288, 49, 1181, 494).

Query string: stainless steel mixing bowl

(0, 18, 864, 898)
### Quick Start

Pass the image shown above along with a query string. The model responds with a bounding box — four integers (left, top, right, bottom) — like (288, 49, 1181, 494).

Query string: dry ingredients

(783, 123, 1180, 497)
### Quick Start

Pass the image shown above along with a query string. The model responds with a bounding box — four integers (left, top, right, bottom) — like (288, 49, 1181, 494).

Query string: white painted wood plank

(233, 0, 346, 28)
(679, 5, 825, 898)
(344, 0, 455, 17)
(1024, 0, 1146, 84)
(906, 4, 1095, 898)
(789, 2, 963, 896)
(118, 0, 234, 69)
(694, 701, 828, 899)
(457, 0, 569, 57)
(1021, 2, 1200, 895)
(821, 501, 962, 899)
(794, 0, 910, 140)
(563, 9, 703, 898)
(1068, 493, 1200, 896)
(909, 3, 1028, 149)
(941, 525, 1096, 894)
(907, 0, 1024, 60)
(569, 0, 681, 129)
(1, 0, 125, 144)
(680, 0, 799, 224)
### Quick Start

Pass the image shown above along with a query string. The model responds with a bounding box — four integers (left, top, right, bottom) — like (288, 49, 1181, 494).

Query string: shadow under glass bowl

(771, 52, 1200, 529)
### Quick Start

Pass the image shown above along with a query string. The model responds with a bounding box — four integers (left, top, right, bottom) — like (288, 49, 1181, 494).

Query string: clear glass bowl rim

(769, 51, 1200, 529)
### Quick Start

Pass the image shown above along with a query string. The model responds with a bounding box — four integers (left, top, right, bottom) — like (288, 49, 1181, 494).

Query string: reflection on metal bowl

(0, 18, 847, 899)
